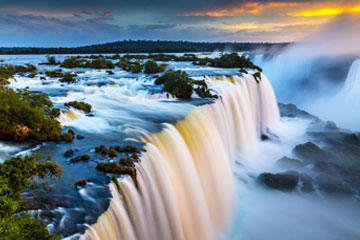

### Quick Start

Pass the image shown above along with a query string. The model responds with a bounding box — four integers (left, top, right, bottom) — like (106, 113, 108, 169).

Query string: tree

(0, 154, 62, 239)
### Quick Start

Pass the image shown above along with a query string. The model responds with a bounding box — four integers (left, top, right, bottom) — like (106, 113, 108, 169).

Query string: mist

(255, 12, 360, 130)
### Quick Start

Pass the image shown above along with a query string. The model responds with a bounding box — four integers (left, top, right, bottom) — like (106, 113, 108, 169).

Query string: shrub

(63, 131, 74, 142)
(60, 72, 76, 83)
(156, 70, 194, 98)
(0, 88, 61, 141)
(45, 69, 63, 78)
(60, 58, 81, 68)
(64, 101, 92, 113)
(128, 61, 142, 73)
(144, 60, 167, 74)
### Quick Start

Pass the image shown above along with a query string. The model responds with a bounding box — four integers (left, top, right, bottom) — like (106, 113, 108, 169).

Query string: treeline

(0, 40, 289, 55)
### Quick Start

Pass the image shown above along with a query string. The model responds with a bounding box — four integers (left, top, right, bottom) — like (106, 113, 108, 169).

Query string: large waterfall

(80, 74, 280, 240)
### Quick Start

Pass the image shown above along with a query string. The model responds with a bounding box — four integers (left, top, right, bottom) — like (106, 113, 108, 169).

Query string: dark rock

(108, 148, 117, 158)
(40, 76, 47, 80)
(344, 134, 360, 145)
(63, 131, 74, 142)
(258, 171, 299, 191)
(325, 121, 338, 130)
(276, 156, 304, 169)
(64, 149, 74, 157)
(75, 179, 87, 188)
(106, 70, 115, 75)
(315, 174, 353, 195)
(261, 134, 269, 141)
(70, 154, 90, 163)
(300, 173, 315, 192)
(76, 135, 84, 140)
(293, 142, 332, 163)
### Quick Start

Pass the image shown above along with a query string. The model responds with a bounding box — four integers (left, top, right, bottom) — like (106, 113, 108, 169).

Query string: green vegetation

(155, 70, 217, 99)
(60, 56, 114, 69)
(0, 154, 61, 239)
(0, 40, 289, 55)
(64, 101, 92, 113)
(40, 56, 59, 66)
(0, 88, 61, 141)
(155, 70, 193, 98)
(0, 63, 37, 85)
(62, 131, 74, 143)
(70, 154, 90, 163)
(144, 60, 167, 74)
(59, 72, 76, 83)
(45, 69, 64, 78)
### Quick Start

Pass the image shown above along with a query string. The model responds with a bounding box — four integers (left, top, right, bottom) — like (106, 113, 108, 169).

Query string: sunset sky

(0, 0, 359, 46)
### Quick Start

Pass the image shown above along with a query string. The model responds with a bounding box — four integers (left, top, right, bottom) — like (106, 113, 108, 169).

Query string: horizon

(0, 39, 292, 49)
(0, 0, 359, 47)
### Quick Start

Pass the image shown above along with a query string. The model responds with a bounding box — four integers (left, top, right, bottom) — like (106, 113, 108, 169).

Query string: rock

(315, 174, 353, 195)
(63, 132, 74, 142)
(261, 134, 269, 141)
(258, 171, 299, 191)
(70, 154, 90, 163)
(106, 70, 114, 75)
(276, 156, 304, 169)
(64, 149, 74, 157)
(344, 134, 360, 145)
(75, 179, 87, 188)
(40, 76, 47, 80)
(293, 142, 332, 163)
(76, 135, 84, 140)
(95, 144, 108, 154)
(108, 148, 117, 158)
(325, 121, 338, 130)
(300, 173, 315, 192)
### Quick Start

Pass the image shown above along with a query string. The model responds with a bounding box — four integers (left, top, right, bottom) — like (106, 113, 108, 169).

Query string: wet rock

(75, 179, 87, 188)
(70, 154, 90, 163)
(276, 156, 304, 169)
(106, 70, 114, 75)
(293, 142, 332, 163)
(325, 121, 338, 130)
(95, 144, 108, 154)
(40, 76, 47, 80)
(63, 131, 74, 142)
(76, 135, 84, 140)
(315, 174, 353, 195)
(300, 173, 315, 192)
(108, 148, 117, 158)
(261, 134, 269, 141)
(258, 171, 299, 191)
(64, 149, 74, 157)
(344, 134, 360, 145)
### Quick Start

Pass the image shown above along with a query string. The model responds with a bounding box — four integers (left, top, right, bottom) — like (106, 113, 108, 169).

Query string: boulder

(258, 171, 299, 191)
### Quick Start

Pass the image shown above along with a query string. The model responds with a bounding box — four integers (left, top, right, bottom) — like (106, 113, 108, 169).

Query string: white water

(337, 59, 360, 106)
(80, 74, 280, 240)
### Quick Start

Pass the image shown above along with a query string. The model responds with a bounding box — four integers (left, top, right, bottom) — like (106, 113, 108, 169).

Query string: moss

(109, 149, 118, 158)
(63, 132, 74, 142)
(64, 101, 92, 113)
(120, 157, 135, 167)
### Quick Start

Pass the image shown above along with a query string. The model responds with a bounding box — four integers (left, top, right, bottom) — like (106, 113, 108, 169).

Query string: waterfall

(80, 74, 279, 240)
(337, 59, 360, 105)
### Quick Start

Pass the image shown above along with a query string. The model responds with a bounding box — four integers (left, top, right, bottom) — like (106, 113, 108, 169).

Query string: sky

(0, 0, 359, 47)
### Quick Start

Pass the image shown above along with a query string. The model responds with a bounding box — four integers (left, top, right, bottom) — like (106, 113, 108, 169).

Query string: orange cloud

(291, 4, 360, 17)
(18, 10, 74, 18)
(178, 2, 301, 17)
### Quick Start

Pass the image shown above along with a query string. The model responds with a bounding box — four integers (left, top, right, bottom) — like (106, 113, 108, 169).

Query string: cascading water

(337, 59, 360, 105)
(80, 74, 280, 240)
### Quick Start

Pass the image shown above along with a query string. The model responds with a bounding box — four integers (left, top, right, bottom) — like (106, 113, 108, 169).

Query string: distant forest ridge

(0, 40, 290, 55)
